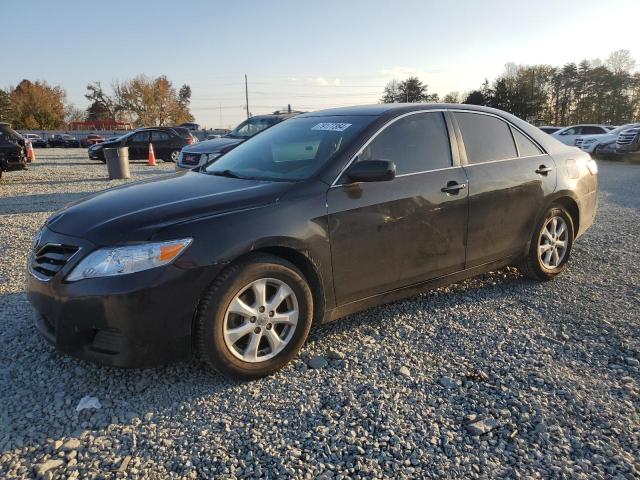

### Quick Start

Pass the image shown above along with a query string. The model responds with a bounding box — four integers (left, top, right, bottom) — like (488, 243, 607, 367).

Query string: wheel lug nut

(259, 306, 265, 313)
(254, 327, 261, 334)
(266, 323, 272, 330)
(268, 311, 274, 317)
(250, 316, 256, 323)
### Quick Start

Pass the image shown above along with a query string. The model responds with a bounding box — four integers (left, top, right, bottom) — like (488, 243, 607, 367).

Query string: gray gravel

(1, 150, 639, 479)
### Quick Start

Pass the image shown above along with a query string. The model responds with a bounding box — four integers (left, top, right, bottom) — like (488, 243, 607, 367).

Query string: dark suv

(0, 123, 28, 179)
(88, 127, 196, 162)
(48, 134, 81, 148)
(176, 111, 302, 169)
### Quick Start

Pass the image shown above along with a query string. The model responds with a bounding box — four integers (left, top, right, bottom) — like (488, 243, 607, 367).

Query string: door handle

(535, 165, 553, 175)
(441, 182, 467, 194)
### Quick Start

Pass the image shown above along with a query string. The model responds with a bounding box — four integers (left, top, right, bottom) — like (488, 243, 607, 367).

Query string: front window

(205, 115, 373, 181)
(227, 117, 280, 139)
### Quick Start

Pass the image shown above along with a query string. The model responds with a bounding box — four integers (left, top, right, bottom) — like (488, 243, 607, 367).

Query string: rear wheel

(195, 254, 313, 379)
(166, 150, 180, 162)
(520, 205, 574, 281)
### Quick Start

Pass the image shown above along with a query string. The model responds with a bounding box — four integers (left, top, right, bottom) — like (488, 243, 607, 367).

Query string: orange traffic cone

(147, 143, 156, 166)
(27, 142, 36, 162)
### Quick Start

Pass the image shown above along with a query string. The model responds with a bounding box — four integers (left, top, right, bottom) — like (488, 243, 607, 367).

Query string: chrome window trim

(331, 109, 452, 186)
(450, 109, 547, 163)
(461, 153, 548, 167)
(330, 108, 547, 186)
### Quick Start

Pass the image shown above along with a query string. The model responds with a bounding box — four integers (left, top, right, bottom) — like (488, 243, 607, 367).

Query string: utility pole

(245, 74, 250, 119)
(219, 102, 222, 127)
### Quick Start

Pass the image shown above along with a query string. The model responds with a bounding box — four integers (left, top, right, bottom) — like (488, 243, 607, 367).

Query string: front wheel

(195, 254, 313, 379)
(520, 205, 574, 281)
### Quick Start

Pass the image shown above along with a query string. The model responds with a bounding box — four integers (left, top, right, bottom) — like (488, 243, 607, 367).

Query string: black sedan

(27, 104, 598, 379)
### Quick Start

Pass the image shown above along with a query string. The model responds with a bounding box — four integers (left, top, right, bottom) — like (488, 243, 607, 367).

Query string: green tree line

(0, 75, 194, 129)
(381, 50, 640, 126)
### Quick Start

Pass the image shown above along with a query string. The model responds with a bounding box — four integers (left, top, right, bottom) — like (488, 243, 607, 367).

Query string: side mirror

(345, 160, 396, 183)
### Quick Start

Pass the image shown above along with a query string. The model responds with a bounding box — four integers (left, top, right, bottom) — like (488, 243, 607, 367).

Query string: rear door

(327, 111, 469, 305)
(151, 130, 171, 158)
(453, 111, 556, 267)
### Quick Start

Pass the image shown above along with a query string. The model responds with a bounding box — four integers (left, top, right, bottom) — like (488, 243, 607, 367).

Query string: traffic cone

(147, 143, 156, 166)
(27, 142, 36, 162)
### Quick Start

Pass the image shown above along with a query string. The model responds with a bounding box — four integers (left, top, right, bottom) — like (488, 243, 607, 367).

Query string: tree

(85, 81, 119, 120)
(64, 105, 86, 125)
(0, 89, 14, 123)
(442, 92, 460, 103)
(113, 75, 194, 127)
(380, 80, 402, 103)
(463, 90, 486, 105)
(606, 49, 636, 74)
(10, 79, 66, 129)
(380, 77, 437, 103)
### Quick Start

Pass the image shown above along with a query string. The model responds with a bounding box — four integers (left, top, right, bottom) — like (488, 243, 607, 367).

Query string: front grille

(30, 244, 79, 279)
(616, 132, 637, 146)
(182, 153, 201, 166)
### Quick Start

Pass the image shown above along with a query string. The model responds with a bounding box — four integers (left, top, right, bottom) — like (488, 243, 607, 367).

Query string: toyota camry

(27, 104, 598, 379)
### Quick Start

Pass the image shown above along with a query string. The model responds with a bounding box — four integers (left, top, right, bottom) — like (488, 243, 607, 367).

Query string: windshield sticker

(311, 122, 352, 132)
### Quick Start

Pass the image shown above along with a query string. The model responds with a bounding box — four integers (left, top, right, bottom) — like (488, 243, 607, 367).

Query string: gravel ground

(1, 149, 639, 479)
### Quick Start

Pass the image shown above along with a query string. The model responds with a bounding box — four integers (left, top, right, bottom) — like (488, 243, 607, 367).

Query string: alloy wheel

(538, 216, 569, 269)
(223, 278, 299, 362)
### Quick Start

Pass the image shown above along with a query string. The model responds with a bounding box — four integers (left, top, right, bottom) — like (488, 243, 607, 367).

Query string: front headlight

(66, 238, 193, 281)
(207, 152, 221, 162)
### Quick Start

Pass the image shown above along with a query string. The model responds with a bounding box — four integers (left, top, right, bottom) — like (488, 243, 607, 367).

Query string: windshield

(205, 115, 373, 181)
(227, 117, 280, 139)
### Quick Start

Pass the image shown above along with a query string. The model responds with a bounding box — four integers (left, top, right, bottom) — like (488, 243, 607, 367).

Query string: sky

(2, 0, 638, 128)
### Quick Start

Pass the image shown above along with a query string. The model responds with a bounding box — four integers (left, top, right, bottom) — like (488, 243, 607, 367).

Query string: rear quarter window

(512, 128, 543, 157)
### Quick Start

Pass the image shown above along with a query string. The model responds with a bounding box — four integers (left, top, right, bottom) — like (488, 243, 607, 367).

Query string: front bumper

(27, 228, 223, 368)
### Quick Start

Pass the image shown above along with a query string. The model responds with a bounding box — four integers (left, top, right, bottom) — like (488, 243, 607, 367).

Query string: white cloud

(313, 77, 342, 86)
(380, 66, 426, 78)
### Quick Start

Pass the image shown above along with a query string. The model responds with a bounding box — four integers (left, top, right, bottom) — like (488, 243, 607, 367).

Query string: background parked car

(576, 123, 640, 155)
(539, 126, 563, 134)
(0, 123, 28, 179)
(48, 134, 81, 148)
(80, 134, 105, 147)
(616, 125, 640, 156)
(176, 111, 302, 170)
(178, 122, 200, 131)
(21, 133, 48, 148)
(551, 124, 611, 145)
(88, 127, 195, 162)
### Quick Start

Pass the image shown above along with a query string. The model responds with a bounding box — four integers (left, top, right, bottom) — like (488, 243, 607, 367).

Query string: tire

(166, 150, 180, 163)
(520, 204, 574, 281)
(195, 253, 313, 379)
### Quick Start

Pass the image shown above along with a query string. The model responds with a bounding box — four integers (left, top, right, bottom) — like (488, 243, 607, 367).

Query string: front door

(327, 112, 469, 306)
(126, 131, 150, 159)
(453, 111, 557, 267)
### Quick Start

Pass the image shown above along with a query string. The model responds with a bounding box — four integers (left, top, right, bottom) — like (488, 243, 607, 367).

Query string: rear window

(455, 112, 517, 164)
(171, 127, 192, 138)
(0, 125, 21, 145)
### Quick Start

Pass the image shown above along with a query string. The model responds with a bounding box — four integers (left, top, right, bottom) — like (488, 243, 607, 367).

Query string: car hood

(182, 137, 243, 154)
(46, 171, 292, 244)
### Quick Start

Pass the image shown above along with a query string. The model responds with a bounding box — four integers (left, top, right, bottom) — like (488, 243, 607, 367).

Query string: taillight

(586, 158, 598, 175)
(187, 136, 195, 145)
